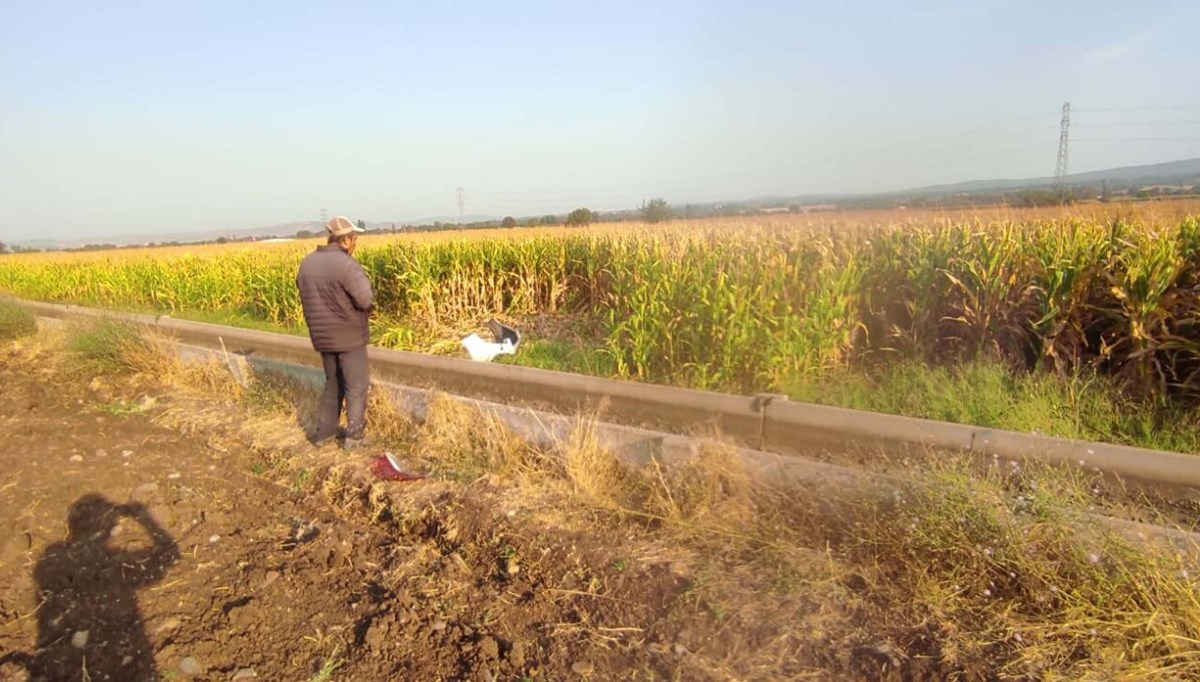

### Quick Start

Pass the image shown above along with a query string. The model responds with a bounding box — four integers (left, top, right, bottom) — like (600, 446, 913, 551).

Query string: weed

(309, 647, 343, 682)
(515, 338, 616, 375)
(96, 400, 143, 416)
(241, 367, 315, 417)
(242, 377, 295, 416)
(294, 468, 312, 491)
(66, 318, 157, 374)
(0, 300, 36, 341)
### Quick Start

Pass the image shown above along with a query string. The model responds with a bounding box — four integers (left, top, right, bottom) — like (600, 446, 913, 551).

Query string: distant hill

(13, 218, 496, 250)
(7, 158, 1199, 251)
(899, 158, 1200, 196)
(124, 220, 416, 246)
(5, 238, 59, 250)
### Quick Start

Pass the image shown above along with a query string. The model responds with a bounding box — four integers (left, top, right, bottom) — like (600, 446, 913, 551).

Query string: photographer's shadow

(26, 494, 180, 681)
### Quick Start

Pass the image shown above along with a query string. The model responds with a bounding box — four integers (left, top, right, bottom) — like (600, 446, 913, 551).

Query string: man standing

(296, 216, 373, 450)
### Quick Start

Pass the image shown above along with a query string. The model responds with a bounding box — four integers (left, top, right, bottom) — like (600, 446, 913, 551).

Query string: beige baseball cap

(324, 216, 365, 237)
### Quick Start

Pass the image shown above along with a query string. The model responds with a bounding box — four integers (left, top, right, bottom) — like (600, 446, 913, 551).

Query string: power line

(466, 128, 1063, 202)
(1073, 105, 1200, 113)
(455, 187, 465, 224)
(1073, 121, 1200, 127)
(464, 113, 1063, 200)
(466, 138, 1057, 208)
(1073, 136, 1200, 142)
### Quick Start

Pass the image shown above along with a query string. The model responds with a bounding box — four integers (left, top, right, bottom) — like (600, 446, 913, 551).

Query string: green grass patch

(96, 399, 145, 416)
(36, 298, 308, 338)
(119, 301, 309, 338)
(512, 337, 616, 375)
(309, 647, 344, 682)
(784, 360, 1200, 453)
(293, 467, 313, 491)
(169, 306, 310, 337)
(241, 367, 319, 420)
(243, 377, 296, 416)
(0, 300, 36, 341)
(66, 318, 156, 374)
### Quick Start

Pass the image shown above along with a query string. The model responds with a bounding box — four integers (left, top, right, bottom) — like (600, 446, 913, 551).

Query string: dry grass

(558, 417, 632, 503)
(363, 386, 419, 448)
(408, 395, 535, 481)
(469, 412, 1200, 680)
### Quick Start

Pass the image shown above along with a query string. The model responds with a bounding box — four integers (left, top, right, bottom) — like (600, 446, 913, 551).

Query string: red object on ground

(369, 454, 427, 482)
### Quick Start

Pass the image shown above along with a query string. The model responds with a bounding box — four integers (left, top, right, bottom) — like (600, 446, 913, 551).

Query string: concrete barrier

(173, 340, 871, 491)
(761, 397, 1200, 489)
(762, 396, 976, 456)
(12, 296, 1200, 491)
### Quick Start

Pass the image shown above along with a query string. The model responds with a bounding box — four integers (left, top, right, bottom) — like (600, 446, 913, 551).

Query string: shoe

(340, 436, 368, 452)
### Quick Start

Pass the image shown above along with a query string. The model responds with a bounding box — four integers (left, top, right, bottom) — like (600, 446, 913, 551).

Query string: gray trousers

(315, 346, 369, 441)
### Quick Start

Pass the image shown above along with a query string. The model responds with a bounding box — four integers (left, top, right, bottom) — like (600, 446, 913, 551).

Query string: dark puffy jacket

(295, 244, 374, 352)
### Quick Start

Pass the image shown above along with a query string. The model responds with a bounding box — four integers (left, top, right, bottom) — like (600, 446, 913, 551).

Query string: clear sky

(2, 0, 1198, 240)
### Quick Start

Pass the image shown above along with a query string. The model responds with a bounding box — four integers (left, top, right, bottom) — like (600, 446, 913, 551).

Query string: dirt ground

(0, 341, 725, 681)
(10, 324, 1197, 682)
(0, 353, 400, 680)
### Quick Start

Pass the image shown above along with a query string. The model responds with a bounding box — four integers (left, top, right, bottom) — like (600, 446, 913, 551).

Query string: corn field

(3, 211, 1200, 401)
